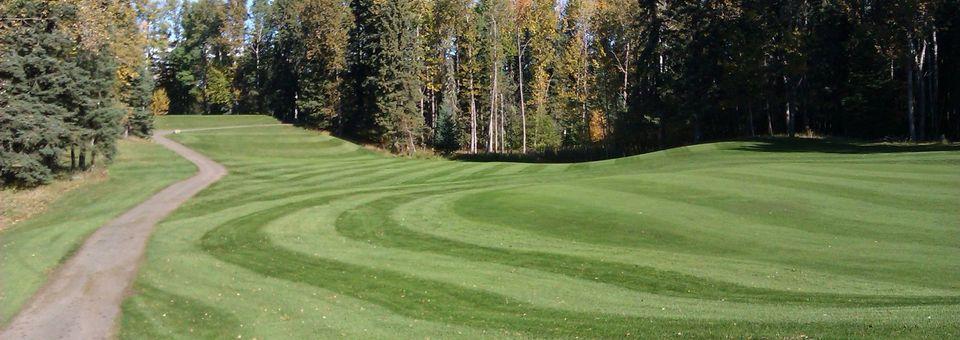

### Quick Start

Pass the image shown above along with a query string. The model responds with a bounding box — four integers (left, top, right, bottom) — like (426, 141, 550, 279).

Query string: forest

(2, 0, 960, 186)
(154, 0, 960, 154)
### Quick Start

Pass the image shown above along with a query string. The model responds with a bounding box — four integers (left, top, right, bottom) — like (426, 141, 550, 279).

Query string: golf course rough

(121, 116, 959, 338)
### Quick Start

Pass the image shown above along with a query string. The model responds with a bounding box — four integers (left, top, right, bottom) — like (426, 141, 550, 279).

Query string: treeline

(157, 0, 960, 154)
(0, 0, 154, 186)
(3, 0, 958, 187)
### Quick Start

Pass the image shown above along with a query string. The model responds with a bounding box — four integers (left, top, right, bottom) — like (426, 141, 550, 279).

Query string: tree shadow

(735, 137, 960, 154)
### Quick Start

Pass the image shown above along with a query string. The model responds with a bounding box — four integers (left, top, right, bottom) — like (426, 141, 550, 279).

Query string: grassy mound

(119, 116, 959, 338)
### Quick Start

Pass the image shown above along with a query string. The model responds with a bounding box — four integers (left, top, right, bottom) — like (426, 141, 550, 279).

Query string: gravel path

(0, 130, 227, 340)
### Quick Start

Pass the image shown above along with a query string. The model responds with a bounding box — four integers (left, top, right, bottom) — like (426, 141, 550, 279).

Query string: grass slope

(0, 139, 196, 324)
(121, 116, 960, 338)
(155, 115, 280, 130)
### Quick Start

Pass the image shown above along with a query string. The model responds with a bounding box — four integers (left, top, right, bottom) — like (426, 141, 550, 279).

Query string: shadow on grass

(735, 137, 960, 154)
(450, 146, 622, 163)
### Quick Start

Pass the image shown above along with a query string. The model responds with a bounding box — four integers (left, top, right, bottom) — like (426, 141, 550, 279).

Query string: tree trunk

(623, 43, 630, 109)
(489, 59, 498, 153)
(919, 69, 927, 142)
(581, 30, 589, 140)
(692, 113, 701, 143)
(767, 100, 774, 136)
(932, 29, 940, 139)
(201, 50, 210, 115)
(70, 146, 76, 170)
(655, 52, 664, 148)
(488, 16, 499, 153)
(469, 72, 477, 154)
(907, 37, 917, 142)
(500, 91, 506, 153)
(294, 90, 300, 121)
(517, 30, 527, 153)
(785, 76, 795, 138)
(918, 39, 928, 141)
(90, 138, 96, 167)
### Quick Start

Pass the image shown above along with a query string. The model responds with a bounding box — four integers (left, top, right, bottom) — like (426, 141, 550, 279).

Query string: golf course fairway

(117, 115, 959, 338)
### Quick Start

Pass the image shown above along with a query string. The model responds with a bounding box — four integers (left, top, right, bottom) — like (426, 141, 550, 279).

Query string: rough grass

(0, 138, 196, 324)
(114, 116, 960, 338)
(1, 167, 108, 230)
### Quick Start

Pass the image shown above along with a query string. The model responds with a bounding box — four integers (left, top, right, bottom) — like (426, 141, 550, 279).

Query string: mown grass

(0, 139, 196, 325)
(118, 116, 960, 338)
(155, 114, 279, 130)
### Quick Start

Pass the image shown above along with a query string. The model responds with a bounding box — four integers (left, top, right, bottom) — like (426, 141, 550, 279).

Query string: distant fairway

(120, 116, 960, 338)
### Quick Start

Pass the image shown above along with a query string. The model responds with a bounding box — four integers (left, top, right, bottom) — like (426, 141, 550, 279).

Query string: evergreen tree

(0, 0, 83, 185)
(76, 48, 124, 165)
(123, 64, 156, 138)
(298, 0, 354, 129)
(369, 0, 425, 152)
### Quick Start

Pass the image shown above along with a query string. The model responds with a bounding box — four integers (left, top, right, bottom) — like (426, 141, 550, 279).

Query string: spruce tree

(0, 0, 82, 186)
(371, 0, 425, 152)
(76, 48, 123, 165)
(121, 64, 155, 138)
(297, 0, 355, 129)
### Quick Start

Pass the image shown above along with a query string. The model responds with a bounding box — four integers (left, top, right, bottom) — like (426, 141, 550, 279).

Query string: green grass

(118, 116, 960, 338)
(0, 139, 196, 324)
(155, 114, 279, 130)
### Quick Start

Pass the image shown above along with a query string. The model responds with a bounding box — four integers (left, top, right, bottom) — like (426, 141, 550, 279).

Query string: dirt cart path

(0, 130, 228, 340)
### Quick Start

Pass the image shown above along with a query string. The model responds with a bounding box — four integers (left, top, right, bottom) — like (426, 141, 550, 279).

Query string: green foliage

(0, 0, 99, 186)
(434, 56, 459, 151)
(0, 0, 145, 187)
(77, 49, 124, 161)
(530, 111, 562, 149)
(122, 65, 156, 138)
(149, 0, 959, 154)
(203, 65, 233, 111)
(289, 0, 354, 128)
(161, 0, 229, 115)
(370, 0, 425, 153)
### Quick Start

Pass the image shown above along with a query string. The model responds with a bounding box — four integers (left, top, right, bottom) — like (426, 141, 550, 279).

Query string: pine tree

(370, 0, 425, 152)
(298, 0, 355, 129)
(123, 64, 156, 138)
(0, 0, 83, 185)
(76, 48, 124, 165)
